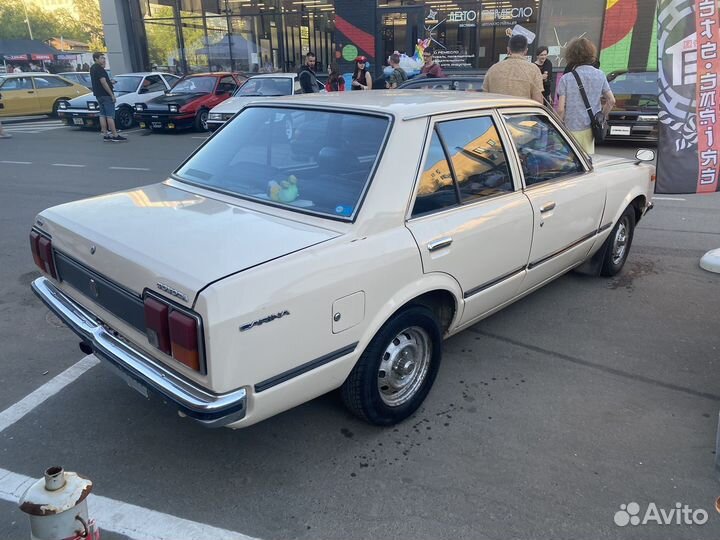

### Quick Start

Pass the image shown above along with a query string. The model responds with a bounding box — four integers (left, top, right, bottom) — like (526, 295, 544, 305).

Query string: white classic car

(206, 72, 325, 131)
(30, 92, 655, 429)
(57, 72, 180, 130)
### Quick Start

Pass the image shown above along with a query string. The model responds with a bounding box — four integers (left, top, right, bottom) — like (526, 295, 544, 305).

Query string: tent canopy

(0, 39, 59, 60)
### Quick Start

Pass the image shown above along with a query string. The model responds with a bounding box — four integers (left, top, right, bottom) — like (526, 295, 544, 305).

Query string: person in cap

(351, 56, 373, 91)
(482, 34, 544, 104)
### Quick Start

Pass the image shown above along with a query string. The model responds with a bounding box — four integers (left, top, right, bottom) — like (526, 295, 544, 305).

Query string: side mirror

(635, 149, 655, 162)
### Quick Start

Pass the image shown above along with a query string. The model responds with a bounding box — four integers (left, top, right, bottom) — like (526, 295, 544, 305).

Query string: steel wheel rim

(611, 216, 630, 265)
(200, 111, 208, 130)
(118, 109, 131, 129)
(377, 326, 432, 407)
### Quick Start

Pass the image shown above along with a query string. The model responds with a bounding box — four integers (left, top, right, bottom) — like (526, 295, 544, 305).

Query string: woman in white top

(556, 37, 615, 154)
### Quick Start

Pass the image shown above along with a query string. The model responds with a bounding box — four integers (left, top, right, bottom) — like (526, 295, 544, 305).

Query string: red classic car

(134, 72, 246, 132)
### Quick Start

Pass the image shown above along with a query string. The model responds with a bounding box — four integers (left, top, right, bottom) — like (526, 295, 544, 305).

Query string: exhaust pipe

(78, 341, 93, 355)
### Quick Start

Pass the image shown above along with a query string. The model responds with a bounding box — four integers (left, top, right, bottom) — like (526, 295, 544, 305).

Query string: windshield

(170, 76, 216, 94)
(113, 76, 142, 94)
(235, 77, 293, 97)
(175, 107, 390, 219)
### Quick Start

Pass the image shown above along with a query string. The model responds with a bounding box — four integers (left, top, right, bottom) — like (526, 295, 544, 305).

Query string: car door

(405, 112, 534, 326)
(0, 76, 38, 116)
(500, 110, 606, 291)
(33, 75, 83, 113)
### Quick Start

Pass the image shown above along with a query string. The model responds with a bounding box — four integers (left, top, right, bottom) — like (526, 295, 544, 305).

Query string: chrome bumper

(31, 277, 246, 427)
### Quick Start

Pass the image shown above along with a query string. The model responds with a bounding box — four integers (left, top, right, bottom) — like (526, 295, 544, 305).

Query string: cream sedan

(30, 91, 655, 429)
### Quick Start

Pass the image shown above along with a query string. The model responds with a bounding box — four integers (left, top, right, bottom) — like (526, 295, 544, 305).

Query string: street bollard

(18, 466, 100, 540)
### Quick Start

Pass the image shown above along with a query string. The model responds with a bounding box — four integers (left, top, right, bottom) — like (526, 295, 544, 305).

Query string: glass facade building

(112, 0, 657, 78)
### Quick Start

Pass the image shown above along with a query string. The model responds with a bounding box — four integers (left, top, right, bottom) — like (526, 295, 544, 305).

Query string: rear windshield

(236, 77, 292, 97)
(175, 107, 390, 219)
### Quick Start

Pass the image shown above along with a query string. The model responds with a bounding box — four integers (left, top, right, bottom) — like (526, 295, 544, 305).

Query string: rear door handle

(540, 202, 556, 213)
(428, 237, 453, 251)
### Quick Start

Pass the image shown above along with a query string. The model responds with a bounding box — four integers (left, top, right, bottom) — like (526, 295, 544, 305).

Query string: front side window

(436, 117, 513, 202)
(237, 77, 292, 97)
(142, 75, 165, 92)
(503, 113, 584, 186)
(175, 107, 389, 219)
(217, 76, 237, 94)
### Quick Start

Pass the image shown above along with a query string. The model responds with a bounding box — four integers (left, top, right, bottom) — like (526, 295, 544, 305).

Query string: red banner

(4, 54, 28, 61)
(30, 54, 53, 61)
(695, 0, 720, 193)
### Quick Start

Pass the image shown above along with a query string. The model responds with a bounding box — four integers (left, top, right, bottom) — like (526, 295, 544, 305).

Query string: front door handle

(428, 237, 453, 251)
(540, 202, 556, 213)
(27, 90, 34, 94)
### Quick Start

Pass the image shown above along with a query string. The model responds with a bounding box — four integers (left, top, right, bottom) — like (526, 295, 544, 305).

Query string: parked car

(57, 72, 181, 130)
(397, 75, 485, 91)
(134, 72, 246, 132)
(58, 72, 92, 89)
(207, 72, 324, 131)
(30, 91, 655, 429)
(0, 73, 89, 117)
(604, 69, 659, 143)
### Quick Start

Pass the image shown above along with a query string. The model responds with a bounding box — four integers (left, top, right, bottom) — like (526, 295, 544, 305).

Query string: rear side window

(35, 76, 72, 88)
(412, 116, 514, 217)
(503, 113, 584, 186)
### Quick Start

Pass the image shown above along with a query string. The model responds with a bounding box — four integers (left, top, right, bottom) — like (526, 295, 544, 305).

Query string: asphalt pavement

(0, 118, 719, 540)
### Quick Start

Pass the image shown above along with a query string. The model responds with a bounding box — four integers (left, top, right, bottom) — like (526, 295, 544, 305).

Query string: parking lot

(1, 117, 719, 539)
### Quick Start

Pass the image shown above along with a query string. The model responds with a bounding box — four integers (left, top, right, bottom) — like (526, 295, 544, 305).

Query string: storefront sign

(4, 54, 28, 61)
(31, 54, 53, 61)
(657, 0, 720, 193)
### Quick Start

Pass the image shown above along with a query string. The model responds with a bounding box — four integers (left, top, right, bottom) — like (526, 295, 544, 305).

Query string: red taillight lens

(144, 297, 171, 354)
(30, 230, 57, 278)
(144, 294, 202, 372)
(169, 310, 200, 371)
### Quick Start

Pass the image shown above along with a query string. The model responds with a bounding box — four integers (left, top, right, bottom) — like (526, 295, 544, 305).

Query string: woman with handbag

(555, 37, 615, 154)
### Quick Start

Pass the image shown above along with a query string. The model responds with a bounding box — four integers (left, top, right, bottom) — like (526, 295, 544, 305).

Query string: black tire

(116, 107, 134, 130)
(194, 109, 209, 132)
(600, 206, 636, 277)
(51, 99, 64, 117)
(341, 306, 442, 426)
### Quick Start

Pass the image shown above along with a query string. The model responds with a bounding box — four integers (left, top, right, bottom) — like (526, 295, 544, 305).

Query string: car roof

(0, 72, 56, 77)
(58, 71, 90, 75)
(248, 73, 296, 79)
(258, 90, 539, 120)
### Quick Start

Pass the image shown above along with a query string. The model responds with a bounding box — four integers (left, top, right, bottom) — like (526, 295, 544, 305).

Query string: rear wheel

(116, 107, 134, 130)
(600, 206, 636, 276)
(341, 306, 442, 426)
(194, 109, 209, 132)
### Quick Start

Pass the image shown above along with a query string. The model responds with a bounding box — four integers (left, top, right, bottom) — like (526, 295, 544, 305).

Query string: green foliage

(0, 0, 102, 44)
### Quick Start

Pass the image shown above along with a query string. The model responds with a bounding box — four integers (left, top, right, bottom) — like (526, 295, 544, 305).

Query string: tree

(0, 0, 98, 43)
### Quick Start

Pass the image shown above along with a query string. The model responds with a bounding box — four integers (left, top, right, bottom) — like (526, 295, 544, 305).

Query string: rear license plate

(610, 126, 631, 136)
(151, 121, 162, 128)
(72, 118, 84, 125)
(103, 361, 150, 398)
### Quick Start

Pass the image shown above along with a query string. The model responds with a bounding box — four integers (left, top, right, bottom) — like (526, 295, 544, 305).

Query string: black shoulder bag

(571, 70, 607, 142)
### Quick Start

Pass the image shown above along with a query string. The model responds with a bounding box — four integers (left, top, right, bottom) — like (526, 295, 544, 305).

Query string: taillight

(143, 293, 202, 372)
(144, 297, 171, 354)
(169, 310, 200, 371)
(29, 230, 57, 279)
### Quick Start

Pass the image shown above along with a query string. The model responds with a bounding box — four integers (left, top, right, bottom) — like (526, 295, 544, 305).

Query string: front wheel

(115, 107, 134, 130)
(194, 109, 209, 132)
(601, 206, 636, 276)
(341, 306, 442, 426)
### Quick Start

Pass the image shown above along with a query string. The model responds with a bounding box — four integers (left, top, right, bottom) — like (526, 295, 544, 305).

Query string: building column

(100, 0, 148, 74)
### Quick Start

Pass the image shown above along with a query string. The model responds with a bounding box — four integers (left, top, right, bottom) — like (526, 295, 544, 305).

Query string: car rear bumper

(31, 276, 247, 427)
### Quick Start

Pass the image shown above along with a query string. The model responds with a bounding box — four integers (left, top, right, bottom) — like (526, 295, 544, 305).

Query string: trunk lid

(39, 182, 341, 305)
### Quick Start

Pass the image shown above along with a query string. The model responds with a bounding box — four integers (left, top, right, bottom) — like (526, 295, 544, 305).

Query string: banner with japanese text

(657, 0, 720, 193)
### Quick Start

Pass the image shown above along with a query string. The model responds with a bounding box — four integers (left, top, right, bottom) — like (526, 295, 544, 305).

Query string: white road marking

(109, 166, 151, 171)
(0, 355, 100, 433)
(654, 197, 686, 201)
(0, 160, 32, 165)
(0, 467, 260, 540)
(52, 163, 86, 168)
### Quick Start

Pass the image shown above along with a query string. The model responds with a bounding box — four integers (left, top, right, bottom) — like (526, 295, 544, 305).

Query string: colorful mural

(599, 0, 658, 73)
